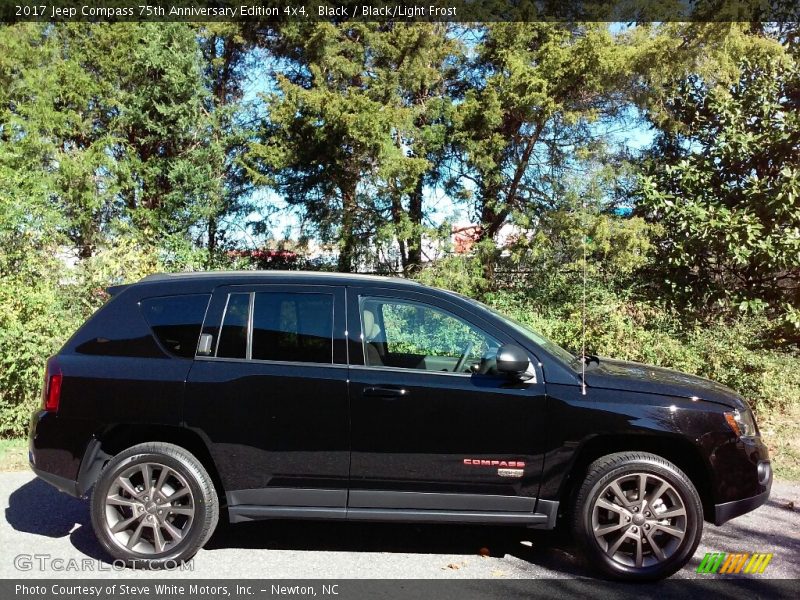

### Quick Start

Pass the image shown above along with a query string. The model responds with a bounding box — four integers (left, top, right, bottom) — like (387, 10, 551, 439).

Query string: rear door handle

(363, 386, 409, 399)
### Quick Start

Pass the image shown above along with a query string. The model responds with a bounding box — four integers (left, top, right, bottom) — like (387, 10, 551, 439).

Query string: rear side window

(141, 294, 210, 358)
(212, 291, 334, 363)
(252, 292, 333, 363)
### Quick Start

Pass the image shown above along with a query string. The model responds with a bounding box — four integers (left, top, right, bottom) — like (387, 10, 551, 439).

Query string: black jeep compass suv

(29, 271, 772, 580)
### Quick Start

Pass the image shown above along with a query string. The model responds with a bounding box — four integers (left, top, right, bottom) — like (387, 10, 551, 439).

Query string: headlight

(724, 409, 758, 438)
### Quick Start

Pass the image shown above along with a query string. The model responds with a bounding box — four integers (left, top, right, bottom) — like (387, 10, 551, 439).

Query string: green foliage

(483, 286, 800, 436)
(250, 23, 457, 273)
(415, 253, 490, 298)
(0, 22, 253, 260)
(0, 22, 253, 436)
(0, 261, 82, 436)
(451, 22, 636, 280)
(637, 37, 800, 341)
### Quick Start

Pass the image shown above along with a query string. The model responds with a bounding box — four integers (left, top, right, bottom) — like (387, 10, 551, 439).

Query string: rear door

(346, 286, 548, 514)
(184, 284, 349, 510)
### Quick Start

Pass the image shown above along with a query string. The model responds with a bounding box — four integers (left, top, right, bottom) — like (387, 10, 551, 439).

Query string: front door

(346, 287, 548, 514)
(185, 284, 349, 511)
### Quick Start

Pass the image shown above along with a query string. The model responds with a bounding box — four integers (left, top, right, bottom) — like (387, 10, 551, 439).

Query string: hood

(584, 358, 748, 410)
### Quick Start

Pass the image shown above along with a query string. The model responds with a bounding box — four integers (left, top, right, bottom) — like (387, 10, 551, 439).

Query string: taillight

(42, 359, 62, 412)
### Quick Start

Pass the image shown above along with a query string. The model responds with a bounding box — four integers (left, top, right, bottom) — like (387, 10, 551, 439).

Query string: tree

(368, 23, 459, 274)
(100, 23, 220, 249)
(452, 23, 632, 284)
(251, 22, 445, 273)
(196, 23, 258, 265)
(637, 32, 799, 340)
(0, 22, 258, 267)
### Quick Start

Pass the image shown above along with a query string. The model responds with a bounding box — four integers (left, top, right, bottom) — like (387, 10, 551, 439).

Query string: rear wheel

(90, 442, 218, 568)
(572, 451, 703, 581)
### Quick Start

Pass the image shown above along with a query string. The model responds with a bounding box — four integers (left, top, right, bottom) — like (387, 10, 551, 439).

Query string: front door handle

(363, 386, 409, 399)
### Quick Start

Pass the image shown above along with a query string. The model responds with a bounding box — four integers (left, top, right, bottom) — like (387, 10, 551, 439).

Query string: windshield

(472, 300, 577, 366)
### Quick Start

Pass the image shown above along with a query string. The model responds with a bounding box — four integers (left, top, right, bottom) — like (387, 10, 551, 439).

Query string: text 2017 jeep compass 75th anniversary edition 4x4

(29, 272, 772, 580)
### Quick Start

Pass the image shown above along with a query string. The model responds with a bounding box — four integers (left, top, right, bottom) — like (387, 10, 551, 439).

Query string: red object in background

(452, 224, 482, 254)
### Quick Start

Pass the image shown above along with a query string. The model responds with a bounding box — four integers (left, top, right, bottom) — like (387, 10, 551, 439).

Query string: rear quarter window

(141, 294, 211, 358)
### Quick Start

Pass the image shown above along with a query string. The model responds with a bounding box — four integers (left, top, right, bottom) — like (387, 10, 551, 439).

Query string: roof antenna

(581, 197, 587, 396)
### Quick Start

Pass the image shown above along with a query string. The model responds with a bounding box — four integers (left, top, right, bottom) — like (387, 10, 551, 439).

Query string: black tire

(90, 442, 219, 568)
(572, 451, 703, 581)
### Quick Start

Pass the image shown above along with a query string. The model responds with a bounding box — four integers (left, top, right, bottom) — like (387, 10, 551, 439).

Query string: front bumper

(713, 459, 772, 525)
(714, 488, 770, 525)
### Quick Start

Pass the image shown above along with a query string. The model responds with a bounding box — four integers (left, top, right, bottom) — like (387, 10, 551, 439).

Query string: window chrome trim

(214, 293, 233, 357)
(246, 291, 255, 360)
(350, 362, 537, 383)
(195, 356, 347, 369)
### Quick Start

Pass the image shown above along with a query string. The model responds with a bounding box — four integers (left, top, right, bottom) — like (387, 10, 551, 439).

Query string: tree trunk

(389, 193, 409, 273)
(338, 186, 357, 272)
(406, 179, 424, 275)
(477, 195, 507, 287)
(207, 216, 217, 267)
(77, 240, 93, 260)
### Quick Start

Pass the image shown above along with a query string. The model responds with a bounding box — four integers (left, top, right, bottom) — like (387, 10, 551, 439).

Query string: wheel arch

(557, 434, 715, 522)
(78, 424, 225, 509)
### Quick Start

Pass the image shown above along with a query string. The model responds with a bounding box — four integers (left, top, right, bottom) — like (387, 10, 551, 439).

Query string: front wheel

(572, 451, 703, 581)
(90, 442, 219, 568)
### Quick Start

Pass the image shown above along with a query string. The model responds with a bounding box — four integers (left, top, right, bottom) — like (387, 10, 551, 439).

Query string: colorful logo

(696, 552, 773, 574)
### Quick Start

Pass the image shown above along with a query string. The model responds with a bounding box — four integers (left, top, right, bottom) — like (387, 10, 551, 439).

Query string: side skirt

(227, 496, 559, 529)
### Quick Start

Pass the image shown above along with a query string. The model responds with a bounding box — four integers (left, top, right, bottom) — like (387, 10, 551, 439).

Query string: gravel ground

(1, 471, 797, 580)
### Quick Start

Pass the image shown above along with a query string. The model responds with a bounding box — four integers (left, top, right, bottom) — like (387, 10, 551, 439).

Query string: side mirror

(495, 343, 531, 379)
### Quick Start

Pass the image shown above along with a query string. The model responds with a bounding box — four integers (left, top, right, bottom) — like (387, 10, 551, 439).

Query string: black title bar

(1, 0, 798, 23)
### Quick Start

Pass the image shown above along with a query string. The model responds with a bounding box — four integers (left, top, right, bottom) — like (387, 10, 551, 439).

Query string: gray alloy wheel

(591, 472, 687, 568)
(91, 442, 218, 568)
(103, 462, 196, 555)
(572, 451, 703, 581)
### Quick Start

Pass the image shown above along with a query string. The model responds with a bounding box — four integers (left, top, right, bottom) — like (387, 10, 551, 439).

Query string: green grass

(0, 438, 28, 472)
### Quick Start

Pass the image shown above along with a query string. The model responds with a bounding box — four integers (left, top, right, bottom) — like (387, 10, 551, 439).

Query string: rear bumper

(29, 409, 102, 498)
(30, 464, 80, 497)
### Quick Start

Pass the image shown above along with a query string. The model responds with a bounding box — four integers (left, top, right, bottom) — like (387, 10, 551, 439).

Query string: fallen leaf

(447, 563, 460, 570)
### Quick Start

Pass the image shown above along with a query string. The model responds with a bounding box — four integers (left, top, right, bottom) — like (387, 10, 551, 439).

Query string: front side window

(361, 298, 500, 373)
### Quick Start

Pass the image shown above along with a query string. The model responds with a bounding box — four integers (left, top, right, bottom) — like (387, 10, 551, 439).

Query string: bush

(0, 235, 205, 437)
(0, 273, 82, 436)
(484, 288, 799, 414)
